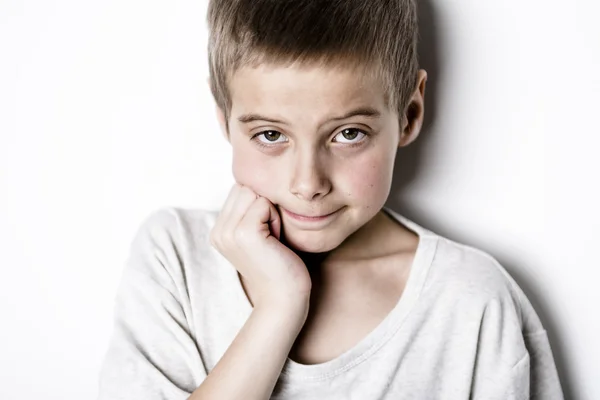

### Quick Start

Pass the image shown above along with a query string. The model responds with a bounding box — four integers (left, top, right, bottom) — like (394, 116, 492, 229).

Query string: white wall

(0, 0, 597, 398)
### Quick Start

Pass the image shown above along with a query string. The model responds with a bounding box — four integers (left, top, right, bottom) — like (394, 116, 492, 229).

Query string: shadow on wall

(384, 0, 573, 398)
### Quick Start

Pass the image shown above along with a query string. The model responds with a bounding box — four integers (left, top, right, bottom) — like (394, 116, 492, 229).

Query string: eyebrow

(237, 106, 382, 126)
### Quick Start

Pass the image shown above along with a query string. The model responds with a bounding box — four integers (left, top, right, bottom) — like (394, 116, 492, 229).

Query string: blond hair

(206, 0, 420, 132)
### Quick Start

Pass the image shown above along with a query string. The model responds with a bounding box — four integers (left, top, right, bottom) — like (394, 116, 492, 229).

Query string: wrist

(253, 294, 310, 326)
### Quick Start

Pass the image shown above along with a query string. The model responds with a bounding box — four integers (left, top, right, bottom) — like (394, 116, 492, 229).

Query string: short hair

(206, 0, 420, 132)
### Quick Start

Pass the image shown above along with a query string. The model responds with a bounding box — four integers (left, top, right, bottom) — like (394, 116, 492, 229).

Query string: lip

(281, 207, 343, 225)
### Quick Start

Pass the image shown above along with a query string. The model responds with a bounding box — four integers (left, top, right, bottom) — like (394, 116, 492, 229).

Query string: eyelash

(250, 128, 370, 150)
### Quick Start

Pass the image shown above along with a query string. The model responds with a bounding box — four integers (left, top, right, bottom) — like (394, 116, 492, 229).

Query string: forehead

(228, 63, 388, 117)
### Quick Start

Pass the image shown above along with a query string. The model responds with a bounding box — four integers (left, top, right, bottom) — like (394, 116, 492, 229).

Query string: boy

(97, 0, 564, 399)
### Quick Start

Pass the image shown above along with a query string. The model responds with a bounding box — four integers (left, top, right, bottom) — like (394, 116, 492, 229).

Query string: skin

(215, 62, 427, 259)
(212, 62, 428, 363)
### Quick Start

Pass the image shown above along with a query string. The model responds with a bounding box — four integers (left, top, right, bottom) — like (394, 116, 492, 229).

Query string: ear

(398, 69, 428, 148)
(208, 76, 230, 143)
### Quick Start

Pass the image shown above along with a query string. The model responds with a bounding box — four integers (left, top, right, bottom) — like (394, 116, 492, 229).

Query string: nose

(289, 147, 331, 201)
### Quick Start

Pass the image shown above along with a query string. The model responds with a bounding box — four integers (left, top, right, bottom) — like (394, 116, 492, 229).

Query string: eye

(333, 128, 367, 144)
(253, 130, 288, 144)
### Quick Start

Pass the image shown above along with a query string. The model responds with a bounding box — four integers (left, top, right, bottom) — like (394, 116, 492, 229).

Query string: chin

(281, 229, 341, 254)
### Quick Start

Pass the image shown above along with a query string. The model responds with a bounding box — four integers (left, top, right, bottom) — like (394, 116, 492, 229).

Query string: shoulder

(426, 235, 545, 335)
(135, 206, 219, 233)
(431, 236, 516, 295)
(125, 207, 221, 281)
(132, 206, 219, 246)
(422, 235, 561, 386)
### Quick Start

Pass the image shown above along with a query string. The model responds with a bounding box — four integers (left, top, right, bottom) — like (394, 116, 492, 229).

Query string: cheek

(232, 149, 277, 194)
(341, 152, 394, 203)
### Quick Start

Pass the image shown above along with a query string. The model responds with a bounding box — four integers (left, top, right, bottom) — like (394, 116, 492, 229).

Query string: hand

(210, 184, 312, 312)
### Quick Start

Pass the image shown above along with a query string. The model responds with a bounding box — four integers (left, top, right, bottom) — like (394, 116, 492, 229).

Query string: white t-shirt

(97, 206, 564, 399)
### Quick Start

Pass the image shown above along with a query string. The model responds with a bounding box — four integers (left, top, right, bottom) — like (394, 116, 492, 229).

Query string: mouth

(281, 207, 343, 222)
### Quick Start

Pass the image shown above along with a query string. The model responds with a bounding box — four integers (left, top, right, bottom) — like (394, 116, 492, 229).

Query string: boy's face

(215, 63, 426, 255)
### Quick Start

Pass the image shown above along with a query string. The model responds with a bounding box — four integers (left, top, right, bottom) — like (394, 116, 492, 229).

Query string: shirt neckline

(229, 206, 438, 381)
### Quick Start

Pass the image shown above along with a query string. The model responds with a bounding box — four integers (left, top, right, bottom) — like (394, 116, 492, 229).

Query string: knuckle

(257, 196, 269, 207)
(240, 186, 258, 200)
(253, 196, 270, 212)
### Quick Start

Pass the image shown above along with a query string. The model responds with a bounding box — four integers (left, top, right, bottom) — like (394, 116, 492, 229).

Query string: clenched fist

(210, 184, 312, 312)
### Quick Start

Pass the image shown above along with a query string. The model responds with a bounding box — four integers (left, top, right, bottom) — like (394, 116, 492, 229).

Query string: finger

(223, 185, 260, 241)
(211, 183, 240, 242)
(217, 183, 242, 229)
(240, 196, 281, 241)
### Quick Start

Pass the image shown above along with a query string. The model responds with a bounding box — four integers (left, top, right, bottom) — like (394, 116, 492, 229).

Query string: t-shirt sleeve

(514, 282, 564, 400)
(469, 311, 564, 399)
(521, 330, 564, 400)
(97, 209, 208, 400)
(470, 261, 564, 400)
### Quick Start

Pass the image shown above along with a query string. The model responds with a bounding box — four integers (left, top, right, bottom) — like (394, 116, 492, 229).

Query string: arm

(97, 208, 310, 400)
(189, 185, 314, 399)
(188, 298, 309, 400)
